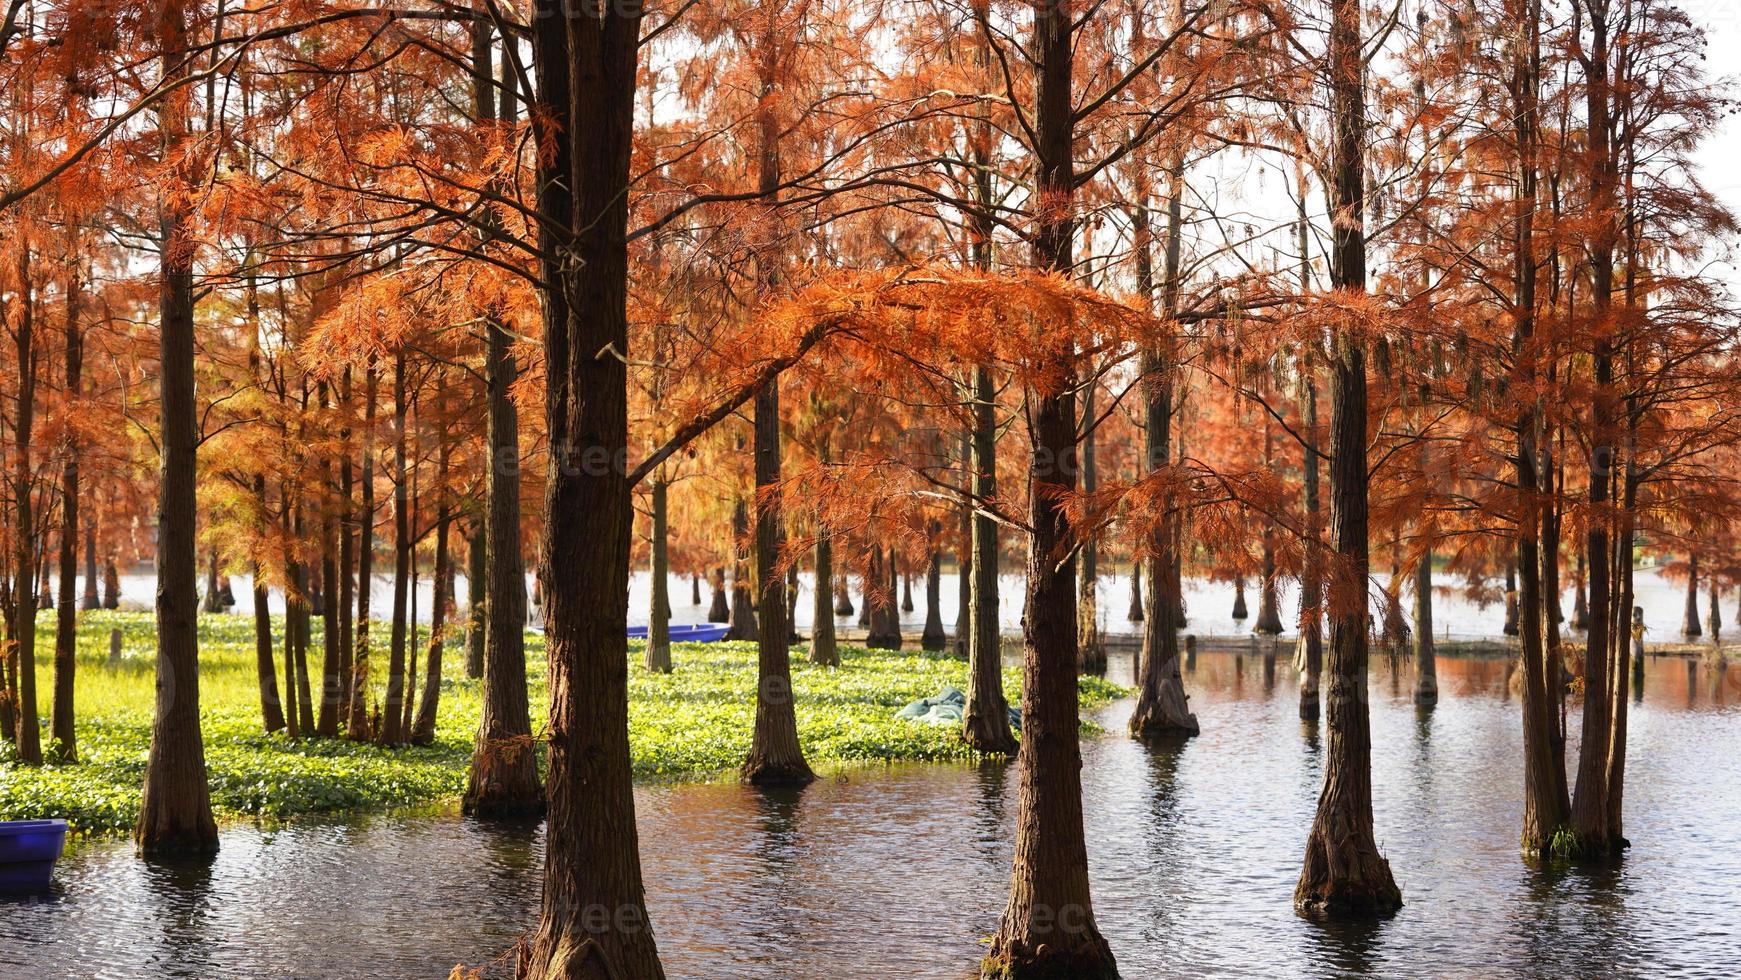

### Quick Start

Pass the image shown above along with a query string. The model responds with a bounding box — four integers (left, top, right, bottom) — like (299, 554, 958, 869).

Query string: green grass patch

(0, 611, 1125, 835)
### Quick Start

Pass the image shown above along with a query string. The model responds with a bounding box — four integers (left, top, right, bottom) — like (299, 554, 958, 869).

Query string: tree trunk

(466, 521, 486, 678)
(251, 552, 285, 734)
(9, 245, 41, 765)
(1298, 343, 1323, 722)
(347, 364, 378, 741)
(136, 0, 218, 856)
(317, 457, 343, 738)
(963, 364, 1014, 754)
(1294, 0, 1399, 915)
(646, 478, 672, 673)
(1130, 357, 1199, 739)
(50, 267, 82, 762)
(922, 544, 947, 651)
(1571, 549, 1588, 630)
(1076, 386, 1105, 675)
(81, 517, 99, 611)
(742, 371, 812, 785)
(337, 371, 356, 713)
(1128, 560, 1144, 623)
(834, 576, 853, 615)
(708, 566, 730, 622)
(1413, 552, 1437, 707)
(811, 531, 839, 666)
(102, 558, 119, 609)
(202, 547, 222, 614)
(1682, 553, 1701, 638)
(983, 2, 1114, 973)
(411, 503, 452, 745)
(728, 499, 758, 640)
(1503, 558, 1520, 636)
(465, 314, 542, 815)
(378, 352, 411, 747)
(522, 3, 665, 974)
(1231, 578, 1248, 621)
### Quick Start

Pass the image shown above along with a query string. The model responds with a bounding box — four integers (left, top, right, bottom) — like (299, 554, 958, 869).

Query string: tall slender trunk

(811, 530, 839, 666)
(82, 516, 99, 610)
(1130, 175, 1197, 740)
(465, 521, 486, 678)
(1295, 0, 1400, 915)
(1077, 386, 1105, 675)
(963, 365, 1014, 753)
(523, 4, 665, 975)
(136, 0, 218, 855)
(728, 498, 758, 640)
(50, 265, 82, 761)
(10, 245, 41, 765)
(646, 477, 672, 672)
(1682, 553, 1701, 637)
(1414, 552, 1437, 706)
(337, 368, 356, 713)
(411, 497, 452, 745)
(317, 392, 343, 737)
(251, 550, 285, 733)
(378, 352, 411, 747)
(743, 111, 812, 786)
(983, 2, 1115, 974)
(1569, 0, 1621, 856)
(922, 538, 948, 652)
(347, 365, 378, 740)
(465, 310, 542, 813)
(1297, 204, 1324, 723)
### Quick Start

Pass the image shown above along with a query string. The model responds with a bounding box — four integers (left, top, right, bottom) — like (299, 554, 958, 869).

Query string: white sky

(1694, 0, 1741, 290)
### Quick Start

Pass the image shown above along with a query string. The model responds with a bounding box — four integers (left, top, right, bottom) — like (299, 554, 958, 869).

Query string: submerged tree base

(1293, 878, 1403, 918)
(981, 930, 1118, 980)
(1528, 826, 1631, 862)
(740, 756, 816, 787)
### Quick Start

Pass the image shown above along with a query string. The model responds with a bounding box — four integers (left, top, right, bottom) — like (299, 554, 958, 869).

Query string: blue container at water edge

(0, 819, 69, 893)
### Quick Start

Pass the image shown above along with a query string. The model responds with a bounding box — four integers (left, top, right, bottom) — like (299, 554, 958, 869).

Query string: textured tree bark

(136, 0, 218, 856)
(811, 531, 839, 667)
(1231, 578, 1248, 621)
(251, 551, 285, 734)
(1503, 559, 1520, 636)
(377, 352, 411, 747)
(10, 245, 41, 765)
(982, 2, 1115, 974)
(1294, 0, 1399, 916)
(337, 370, 356, 711)
(922, 543, 948, 651)
(1128, 561, 1144, 623)
(1569, 0, 1620, 857)
(465, 313, 542, 816)
(646, 478, 672, 673)
(1298, 344, 1323, 723)
(1571, 550, 1588, 631)
(1130, 359, 1198, 739)
(411, 503, 451, 745)
(1682, 553, 1701, 638)
(963, 365, 1015, 754)
(728, 498, 758, 640)
(346, 365, 378, 741)
(865, 546, 900, 649)
(82, 519, 99, 611)
(708, 566, 730, 622)
(465, 522, 486, 679)
(521, 4, 665, 976)
(1413, 552, 1437, 707)
(742, 364, 813, 784)
(50, 266, 82, 762)
(317, 433, 343, 737)
(1076, 386, 1105, 676)
(202, 548, 222, 614)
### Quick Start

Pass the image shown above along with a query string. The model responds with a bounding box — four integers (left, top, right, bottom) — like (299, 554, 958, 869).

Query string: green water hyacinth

(1, 613, 1126, 834)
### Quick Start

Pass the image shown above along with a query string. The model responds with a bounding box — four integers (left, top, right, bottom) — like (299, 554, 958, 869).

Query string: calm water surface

(5, 650, 1740, 979)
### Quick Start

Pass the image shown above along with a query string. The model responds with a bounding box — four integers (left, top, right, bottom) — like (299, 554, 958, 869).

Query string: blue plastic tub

(625, 624, 731, 643)
(0, 819, 68, 893)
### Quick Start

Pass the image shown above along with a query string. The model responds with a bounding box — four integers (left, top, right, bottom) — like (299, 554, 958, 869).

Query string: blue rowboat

(0, 819, 69, 893)
(625, 623, 731, 643)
